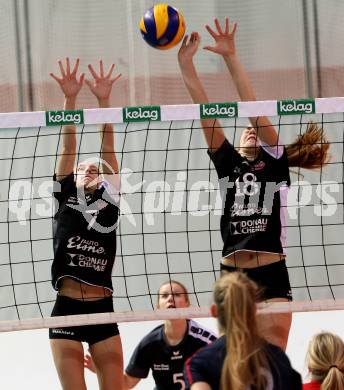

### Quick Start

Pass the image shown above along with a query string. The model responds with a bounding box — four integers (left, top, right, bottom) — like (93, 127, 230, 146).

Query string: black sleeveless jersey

(208, 139, 290, 258)
(52, 173, 119, 292)
(185, 336, 302, 390)
(125, 319, 217, 390)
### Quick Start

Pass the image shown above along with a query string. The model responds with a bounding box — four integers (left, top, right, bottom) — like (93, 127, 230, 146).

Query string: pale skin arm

(84, 353, 141, 389)
(178, 32, 225, 152)
(123, 374, 141, 389)
(85, 60, 121, 175)
(50, 58, 85, 180)
(191, 382, 212, 390)
(204, 18, 279, 146)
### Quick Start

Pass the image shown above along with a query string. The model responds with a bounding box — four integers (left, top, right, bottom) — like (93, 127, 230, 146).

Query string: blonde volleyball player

(49, 58, 123, 390)
(85, 280, 217, 390)
(184, 272, 302, 390)
(178, 18, 329, 351)
(303, 332, 344, 389)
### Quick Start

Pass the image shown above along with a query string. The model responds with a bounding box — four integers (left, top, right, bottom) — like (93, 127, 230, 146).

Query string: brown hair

(286, 121, 330, 169)
(307, 332, 344, 390)
(157, 280, 190, 307)
(214, 272, 269, 390)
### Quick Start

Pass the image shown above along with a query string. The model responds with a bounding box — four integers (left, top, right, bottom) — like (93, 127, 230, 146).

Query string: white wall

(0, 310, 343, 389)
(3, 0, 344, 112)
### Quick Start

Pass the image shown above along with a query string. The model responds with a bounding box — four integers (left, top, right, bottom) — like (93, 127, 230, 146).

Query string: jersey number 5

(173, 373, 185, 390)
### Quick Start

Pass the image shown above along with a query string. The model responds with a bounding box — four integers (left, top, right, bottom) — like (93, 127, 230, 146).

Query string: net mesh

(0, 100, 343, 330)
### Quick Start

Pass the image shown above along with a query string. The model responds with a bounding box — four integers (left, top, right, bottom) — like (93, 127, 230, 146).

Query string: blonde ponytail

(307, 332, 344, 390)
(214, 272, 268, 390)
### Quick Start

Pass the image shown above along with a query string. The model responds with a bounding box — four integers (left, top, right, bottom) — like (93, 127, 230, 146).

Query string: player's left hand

(204, 17, 237, 58)
(85, 60, 122, 102)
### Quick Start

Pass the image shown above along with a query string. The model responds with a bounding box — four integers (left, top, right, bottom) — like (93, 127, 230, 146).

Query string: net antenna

(0, 97, 343, 332)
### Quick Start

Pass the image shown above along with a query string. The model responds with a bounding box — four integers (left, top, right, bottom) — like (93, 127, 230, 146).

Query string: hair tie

(329, 365, 337, 369)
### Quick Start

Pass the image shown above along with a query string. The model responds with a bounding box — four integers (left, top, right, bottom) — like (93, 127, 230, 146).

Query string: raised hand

(85, 60, 121, 103)
(178, 32, 201, 67)
(204, 17, 237, 58)
(50, 58, 84, 99)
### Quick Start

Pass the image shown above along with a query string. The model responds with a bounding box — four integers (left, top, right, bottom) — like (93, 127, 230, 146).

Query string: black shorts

(49, 295, 119, 345)
(220, 260, 292, 301)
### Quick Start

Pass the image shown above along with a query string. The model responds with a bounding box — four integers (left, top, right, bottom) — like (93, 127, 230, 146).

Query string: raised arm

(178, 32, 225, 152)
(50, 58, 84, 180)
(204, 18, 279, 146)
(85, 60, 121, 175)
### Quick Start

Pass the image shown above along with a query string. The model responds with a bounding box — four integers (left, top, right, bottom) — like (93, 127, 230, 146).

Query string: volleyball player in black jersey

(85, 280, 217, 390)
(184, 272, 302, 390)
(178, 19, 329, 351)
(49, 58, 123, 390)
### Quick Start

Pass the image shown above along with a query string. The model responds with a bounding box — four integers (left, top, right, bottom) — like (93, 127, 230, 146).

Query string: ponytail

(307, 332, 344, 390)
(322, 367, 344, 390)
(286, 121, 330, 169)
(214, 272, 268, 390)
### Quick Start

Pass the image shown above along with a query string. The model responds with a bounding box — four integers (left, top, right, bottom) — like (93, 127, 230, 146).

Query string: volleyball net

(0, 97, 343, 332)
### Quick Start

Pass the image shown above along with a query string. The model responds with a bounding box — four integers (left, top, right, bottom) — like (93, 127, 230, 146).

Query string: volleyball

(139, 3, 186, 50)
